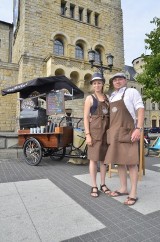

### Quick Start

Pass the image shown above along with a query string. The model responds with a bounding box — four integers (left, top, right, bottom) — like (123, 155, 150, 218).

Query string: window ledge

(59, 14, 101, 29)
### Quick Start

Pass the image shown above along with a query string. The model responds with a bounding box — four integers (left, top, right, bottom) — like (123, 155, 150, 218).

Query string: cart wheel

(23, 138, 42, 165)
(50, 147, 66, 161)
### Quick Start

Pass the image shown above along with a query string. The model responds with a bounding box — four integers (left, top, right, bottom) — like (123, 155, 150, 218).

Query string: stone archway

(70, 71, 79, 85)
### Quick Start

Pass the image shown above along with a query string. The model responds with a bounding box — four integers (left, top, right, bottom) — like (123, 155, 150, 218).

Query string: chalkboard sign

(46, 90, 65, 115)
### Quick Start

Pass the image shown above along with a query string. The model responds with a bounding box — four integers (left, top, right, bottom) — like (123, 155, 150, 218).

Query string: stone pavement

(0, 149, 160, 242)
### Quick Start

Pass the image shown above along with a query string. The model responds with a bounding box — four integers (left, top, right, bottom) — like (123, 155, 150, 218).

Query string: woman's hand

(86, 134, 93, 146)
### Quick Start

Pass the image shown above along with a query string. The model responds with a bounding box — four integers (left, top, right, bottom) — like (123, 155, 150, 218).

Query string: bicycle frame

(49, 133, 87, 160)
(64, 134, 87, 159)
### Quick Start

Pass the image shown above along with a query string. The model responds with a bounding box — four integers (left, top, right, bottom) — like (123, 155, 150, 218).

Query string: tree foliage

(137, 17, 160, 102)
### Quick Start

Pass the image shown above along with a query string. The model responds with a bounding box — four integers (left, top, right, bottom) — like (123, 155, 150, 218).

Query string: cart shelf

(18, 126, 73, 148)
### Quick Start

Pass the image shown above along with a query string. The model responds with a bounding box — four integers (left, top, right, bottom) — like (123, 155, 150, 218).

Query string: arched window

(75, 44, 84, 59)
(95, 49, 101, 63)
(54, 40, 64, 56)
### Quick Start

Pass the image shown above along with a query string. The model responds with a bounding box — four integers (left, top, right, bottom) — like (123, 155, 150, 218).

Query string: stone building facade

(0, 21, 19, 131)
(0, 21, 13, 63)
(0, 0, 124, 131)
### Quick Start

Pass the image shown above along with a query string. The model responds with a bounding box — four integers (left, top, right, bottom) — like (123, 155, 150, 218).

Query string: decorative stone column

(83, 8, 87, 23)
(90, 11, 95, 26)
(74, 5, 79, 21)
(65, 2, 70, 18)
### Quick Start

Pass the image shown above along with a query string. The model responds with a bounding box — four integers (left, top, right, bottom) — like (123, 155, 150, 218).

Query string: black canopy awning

(1, 75, 84, 99)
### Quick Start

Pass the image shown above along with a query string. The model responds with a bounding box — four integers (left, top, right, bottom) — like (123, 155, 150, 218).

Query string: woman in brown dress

(84, 72, 110, 197)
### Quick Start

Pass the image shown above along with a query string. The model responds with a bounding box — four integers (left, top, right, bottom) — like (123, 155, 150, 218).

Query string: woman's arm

(84, 95, 93, 145)
(84, 95, 92, 134)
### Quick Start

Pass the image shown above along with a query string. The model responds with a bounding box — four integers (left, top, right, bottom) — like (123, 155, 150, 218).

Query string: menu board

(46, 90, 65, 115)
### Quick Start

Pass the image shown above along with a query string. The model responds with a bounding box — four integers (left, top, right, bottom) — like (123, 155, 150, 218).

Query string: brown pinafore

(105, 88, 139, 165)
(87, 94, 109, 161)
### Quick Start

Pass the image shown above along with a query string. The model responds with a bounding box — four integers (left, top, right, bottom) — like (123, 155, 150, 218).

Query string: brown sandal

(124, 196, 138, 206)
(110, 190, 129, 197)
(100, 184, 111, 195)
(90, 187, 99, 198)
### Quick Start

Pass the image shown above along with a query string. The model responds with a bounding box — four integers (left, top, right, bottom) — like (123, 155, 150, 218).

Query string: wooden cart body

(18, 127, 73, 148)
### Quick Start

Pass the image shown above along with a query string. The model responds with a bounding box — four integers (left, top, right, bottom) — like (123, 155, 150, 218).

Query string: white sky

(121, 0, 160, 65)
(0, 0, 160, 66)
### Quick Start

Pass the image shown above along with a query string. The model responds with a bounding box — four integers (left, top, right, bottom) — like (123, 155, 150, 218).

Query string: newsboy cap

(110, 72, 126, 83)
(90, 72, 105, 84)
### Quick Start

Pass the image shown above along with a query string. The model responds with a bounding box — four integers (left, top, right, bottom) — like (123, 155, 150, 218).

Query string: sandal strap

(91, 187, 98, 192)
(124, 196, 138, 206)
(100, 184, 110, 192)
(101, 184, 106, 188)
(127, 196, 137, 201)
(91, 187, 99, 197)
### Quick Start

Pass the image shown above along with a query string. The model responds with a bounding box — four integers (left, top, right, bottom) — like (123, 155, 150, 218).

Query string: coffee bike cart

(1, 75, 87, 166)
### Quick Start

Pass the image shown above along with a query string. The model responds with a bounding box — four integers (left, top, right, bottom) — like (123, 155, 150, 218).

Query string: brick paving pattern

(0, 155, 160, 242)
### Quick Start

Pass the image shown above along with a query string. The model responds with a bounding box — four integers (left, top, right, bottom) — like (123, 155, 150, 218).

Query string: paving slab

(0, 213, 40, 242)
(74, 169, 160, 215)
(0, 179, 105, 242)
(30, 203, 104, 242)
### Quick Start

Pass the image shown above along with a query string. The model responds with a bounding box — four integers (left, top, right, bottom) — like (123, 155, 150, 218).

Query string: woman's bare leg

(100, 161, 110, 194)
(89, 160, 98, 197)
(100, 161, 107, 185)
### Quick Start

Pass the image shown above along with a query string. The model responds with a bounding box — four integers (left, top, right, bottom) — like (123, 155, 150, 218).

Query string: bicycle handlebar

(77, 134, 86, 140)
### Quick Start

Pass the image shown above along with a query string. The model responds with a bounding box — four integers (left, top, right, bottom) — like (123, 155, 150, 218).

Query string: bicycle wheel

(144, 143, 149, 156)
(23, 138, 42, 166)
(69, 145, 88, 159)
(50, 147, 66, 161)
(82, 145, 88, 159)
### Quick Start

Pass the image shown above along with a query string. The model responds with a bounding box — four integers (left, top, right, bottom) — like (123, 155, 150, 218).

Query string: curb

(0, 148, 23, 159)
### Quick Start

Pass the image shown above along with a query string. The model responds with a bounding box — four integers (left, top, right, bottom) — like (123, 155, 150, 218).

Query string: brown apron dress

(87, 95, 109, 161)
(105, 88, 139, 165)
